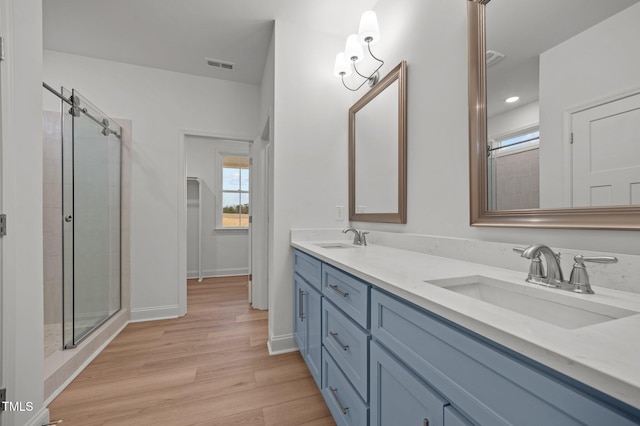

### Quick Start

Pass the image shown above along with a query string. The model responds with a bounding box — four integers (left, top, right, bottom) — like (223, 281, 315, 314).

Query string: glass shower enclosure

(60, 88, 122, 349)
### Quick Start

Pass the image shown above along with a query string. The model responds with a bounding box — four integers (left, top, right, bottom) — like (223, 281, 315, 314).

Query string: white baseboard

(267, 333, 298, 355)
(187, 268, 249, 279)
(26, 407, 50, 426)
(130, 304, 181, 322)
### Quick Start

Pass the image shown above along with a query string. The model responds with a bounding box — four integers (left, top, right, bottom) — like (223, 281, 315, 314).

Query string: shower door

(62, 89, 121, 349)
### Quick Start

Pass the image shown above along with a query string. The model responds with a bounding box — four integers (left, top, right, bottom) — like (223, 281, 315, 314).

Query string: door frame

(1, 0, 10, 422)
(177, 130, 257, 315)
(249, 118, 270, 310)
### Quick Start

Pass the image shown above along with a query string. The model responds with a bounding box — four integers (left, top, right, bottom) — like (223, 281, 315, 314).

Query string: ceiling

(42, 0, 378, 85)
(485, 0, 639, 118)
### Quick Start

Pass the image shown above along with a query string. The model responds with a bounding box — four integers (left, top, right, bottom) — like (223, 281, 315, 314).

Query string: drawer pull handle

(298, 288, 305, 320)
(329, 284, 349, 298)
(329, 331, 349, 351)
(329, 386, 349, 415)
(423, 420, 429, 426)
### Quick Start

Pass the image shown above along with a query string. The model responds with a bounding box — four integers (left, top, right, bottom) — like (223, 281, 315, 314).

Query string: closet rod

(43, 82, 121, 139)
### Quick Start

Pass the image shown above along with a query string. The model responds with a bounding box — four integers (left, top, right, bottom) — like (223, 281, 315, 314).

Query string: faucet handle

(359, 231, 369, 246)
(575, 255, 618, 265)
(514, 247, 545, 280)
(569, 255, 618, 294)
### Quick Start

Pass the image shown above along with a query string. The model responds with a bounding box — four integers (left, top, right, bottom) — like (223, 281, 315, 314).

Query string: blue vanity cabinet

(320, 262, 371, 425)
(322, 293, 370, 401)
(293, 274, 322, 387)
(444, 407, 473, 426)
(293, 275, 306, 356)
(370, 341, 448, 426)
(371, 288, 640, 426)
(323, 347, 370, 426)
(293, 250, 323, 388)
(322, 263, 370, 329)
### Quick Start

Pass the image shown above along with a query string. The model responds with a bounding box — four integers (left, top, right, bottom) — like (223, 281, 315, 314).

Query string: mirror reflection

(349, 61, 406, 223)
(485, 0, 640, 211)
(355, 80, 399, 214)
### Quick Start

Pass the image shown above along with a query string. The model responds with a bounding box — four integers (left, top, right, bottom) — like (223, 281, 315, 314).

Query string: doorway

(179, 133, 257, 313)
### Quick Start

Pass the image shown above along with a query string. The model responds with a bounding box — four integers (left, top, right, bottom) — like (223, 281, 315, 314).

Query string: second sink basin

(313, 242, 358, 249)
(426, 275, 637, 329)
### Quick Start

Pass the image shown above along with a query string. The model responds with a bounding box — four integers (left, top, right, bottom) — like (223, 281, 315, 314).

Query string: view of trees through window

(222, 156, 249, 228)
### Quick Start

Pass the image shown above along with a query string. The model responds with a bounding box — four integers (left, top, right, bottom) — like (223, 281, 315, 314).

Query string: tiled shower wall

(43, 110, 63, 326)
(495, 148, 540, 210)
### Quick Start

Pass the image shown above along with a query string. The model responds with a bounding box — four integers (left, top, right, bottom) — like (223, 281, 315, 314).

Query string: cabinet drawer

(322, 348, 369, 426)
(371, 289, 638, 426)
(322, 263, 369, 328)
(370, 341, 447, 426)
(294, 249, 322, 291)
(323, 299, 369, 401)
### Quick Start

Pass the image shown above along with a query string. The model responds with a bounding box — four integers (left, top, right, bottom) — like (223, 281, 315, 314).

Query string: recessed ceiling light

(505, 96, 520, 103)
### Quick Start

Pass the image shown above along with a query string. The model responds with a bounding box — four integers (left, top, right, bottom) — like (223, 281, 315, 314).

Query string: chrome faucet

(520, 244, 564, 287)
(342, 228, 369, 246)
(515, 244, 618, 294)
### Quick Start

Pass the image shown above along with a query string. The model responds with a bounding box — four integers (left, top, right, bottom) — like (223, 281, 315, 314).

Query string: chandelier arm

(352, 61, 371, 79)
(342, 73, 371, 92)
(341, 75, 359, 92)
(366, 42, 384, 65)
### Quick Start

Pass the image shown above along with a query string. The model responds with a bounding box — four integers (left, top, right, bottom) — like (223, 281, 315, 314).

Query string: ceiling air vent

(486, 50, 505, 68)
(205, 58, 235, 71)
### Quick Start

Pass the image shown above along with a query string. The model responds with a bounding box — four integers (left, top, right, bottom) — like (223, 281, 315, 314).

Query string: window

(221, 155, 249, 228)
(491, 129, 540, 156)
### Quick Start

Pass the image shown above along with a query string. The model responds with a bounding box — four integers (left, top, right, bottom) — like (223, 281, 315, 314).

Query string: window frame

(216, 152, 250, 231)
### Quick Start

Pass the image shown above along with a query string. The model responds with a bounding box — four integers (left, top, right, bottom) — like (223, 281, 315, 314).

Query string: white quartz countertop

(291, 239, 640, 409)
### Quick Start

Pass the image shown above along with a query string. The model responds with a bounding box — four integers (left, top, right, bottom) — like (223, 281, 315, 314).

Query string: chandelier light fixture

(333, 11, 384, 91)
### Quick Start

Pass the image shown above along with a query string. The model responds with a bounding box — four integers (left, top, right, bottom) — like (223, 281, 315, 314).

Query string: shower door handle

(65, 215, 73, 223)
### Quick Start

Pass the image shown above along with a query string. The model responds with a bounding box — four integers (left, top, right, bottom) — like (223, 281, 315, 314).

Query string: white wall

(185, 135, 250, 278)
(539, 3, 640, 208)
(2, 0, 49, 424)
(268, 19, 353, 352)
(44, 50, 260, 321)
(488, 100, 539, 140)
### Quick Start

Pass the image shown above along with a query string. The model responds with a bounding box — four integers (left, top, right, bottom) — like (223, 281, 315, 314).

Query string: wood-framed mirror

(468, 0, 640, 230)
(349, 60, 407, 223)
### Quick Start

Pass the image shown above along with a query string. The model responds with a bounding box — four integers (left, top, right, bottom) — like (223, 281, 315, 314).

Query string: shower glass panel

(62, 89, 121, 349)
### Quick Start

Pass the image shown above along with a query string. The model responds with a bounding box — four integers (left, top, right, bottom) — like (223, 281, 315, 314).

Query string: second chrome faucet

(514, 244, 617, 294)
(343, 228, 369, 246)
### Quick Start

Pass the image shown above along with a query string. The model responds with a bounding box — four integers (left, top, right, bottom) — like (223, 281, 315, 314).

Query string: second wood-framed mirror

(349, 60, 407, 223)
(468, 0, 640, 230)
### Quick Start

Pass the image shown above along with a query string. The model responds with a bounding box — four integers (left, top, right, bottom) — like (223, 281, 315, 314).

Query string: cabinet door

(444, 407, 473, 426)
(306, 285, 323, 388)
(371, 341, 446, 426)
(293, 274, 307, 354)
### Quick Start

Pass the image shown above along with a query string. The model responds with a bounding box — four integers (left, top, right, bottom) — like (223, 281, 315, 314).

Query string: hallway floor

(48, 276, 334, 425)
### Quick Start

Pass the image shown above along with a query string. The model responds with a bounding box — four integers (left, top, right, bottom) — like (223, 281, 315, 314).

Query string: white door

(572, 92, 640, 207)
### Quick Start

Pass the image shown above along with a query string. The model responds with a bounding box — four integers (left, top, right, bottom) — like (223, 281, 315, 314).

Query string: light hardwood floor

(48, 276, 335, 425)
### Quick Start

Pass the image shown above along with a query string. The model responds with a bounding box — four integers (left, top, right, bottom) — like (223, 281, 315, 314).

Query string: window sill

(214, 227, 249, 233)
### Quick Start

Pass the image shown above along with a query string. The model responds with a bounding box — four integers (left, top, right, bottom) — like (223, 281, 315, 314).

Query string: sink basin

(426, 275, 638, 329)
(313, 242, 358, 249)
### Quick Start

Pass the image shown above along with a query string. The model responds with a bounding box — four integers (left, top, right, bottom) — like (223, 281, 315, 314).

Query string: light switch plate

(335, 205, 345, 221)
